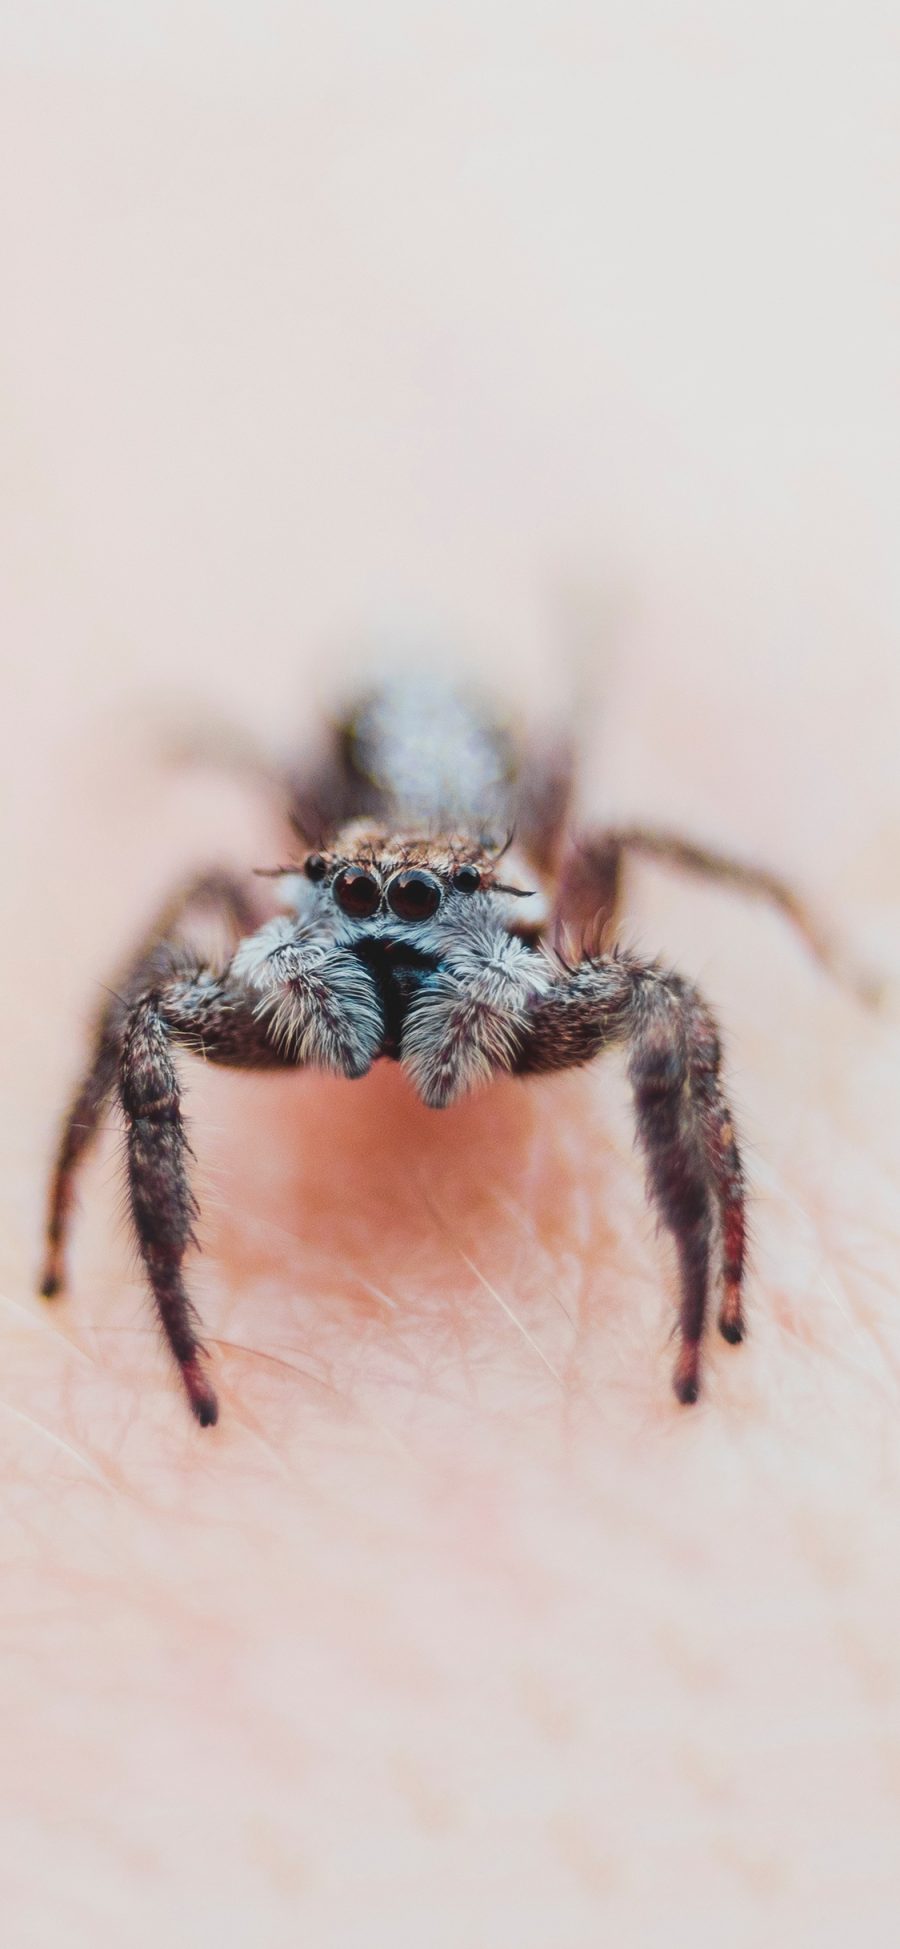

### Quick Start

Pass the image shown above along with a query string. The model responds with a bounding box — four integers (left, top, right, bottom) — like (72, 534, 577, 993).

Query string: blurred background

(3, 2, 897, 870)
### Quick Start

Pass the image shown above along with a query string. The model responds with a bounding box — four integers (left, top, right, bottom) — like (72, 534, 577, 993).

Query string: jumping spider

(42, 676, 868, 1425)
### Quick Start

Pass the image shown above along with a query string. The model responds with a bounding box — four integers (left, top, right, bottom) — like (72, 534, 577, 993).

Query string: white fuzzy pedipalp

(401, 923, 554, 1109)
(232, 916, 383, 1078)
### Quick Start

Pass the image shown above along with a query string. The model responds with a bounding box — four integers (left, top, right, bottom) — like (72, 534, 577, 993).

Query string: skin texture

(3, 9, 900, 1947)
(7, 687, 899, 1949)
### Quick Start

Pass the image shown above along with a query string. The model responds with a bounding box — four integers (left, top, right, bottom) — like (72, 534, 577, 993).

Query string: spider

(41, 675, 869, 1425)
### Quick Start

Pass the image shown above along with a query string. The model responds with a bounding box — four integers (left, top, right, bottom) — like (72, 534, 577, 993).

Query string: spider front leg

(42, 871, 263, 1301)
(120, 928, 384, 1422)
(45, 899, 386, 1423)
(118, 970, 295, 1424)
(515, 956, 747, 1404)
(677, 979, 746, 1347)
(46, 957, 291, 1423)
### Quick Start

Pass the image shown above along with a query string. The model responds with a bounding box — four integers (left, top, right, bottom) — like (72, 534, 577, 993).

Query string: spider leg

(678, 981, 747, 1345)
(41, 871, 262, 1300)
(557, 826, 879, 1003)
(45, 898, 384, 1421)
(119, 970, 293, 1425)
(515, 955, 747, 1404)
(124, 923, 383, 1421)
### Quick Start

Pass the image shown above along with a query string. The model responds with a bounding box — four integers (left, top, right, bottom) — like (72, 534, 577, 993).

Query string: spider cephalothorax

(42, 672, 867, 1426)
(295, 823, 543, 917)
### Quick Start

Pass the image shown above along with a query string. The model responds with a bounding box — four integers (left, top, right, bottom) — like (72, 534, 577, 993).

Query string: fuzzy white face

(231, 823, 556, 1100)
(286, 823, 551, 954)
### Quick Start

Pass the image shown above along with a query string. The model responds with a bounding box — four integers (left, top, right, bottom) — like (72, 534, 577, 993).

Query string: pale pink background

(2, 7, 900, 1947)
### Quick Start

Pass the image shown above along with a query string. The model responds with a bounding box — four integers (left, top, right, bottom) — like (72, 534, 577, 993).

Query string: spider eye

(386, 869, 442, 922)
(334, 867, 381, 917)
(304, 852, 327, 883)
(451, 864, 481, 894)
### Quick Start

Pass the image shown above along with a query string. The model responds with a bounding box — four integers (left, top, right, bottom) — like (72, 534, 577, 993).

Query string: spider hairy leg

(41, 871, 262, 1301)
(679, 983, 747, 1344)
(42, 877, 389, 1422)
(121, 996, 216, 1423)
(118, 969, 293, 1425)
(628, 976, 713, 1405)
(514, 957, 747, 1404)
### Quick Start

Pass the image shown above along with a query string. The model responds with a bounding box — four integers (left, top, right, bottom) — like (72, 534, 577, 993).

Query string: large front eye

(334, 867, 381, 918)
(387, 869, 442, 922)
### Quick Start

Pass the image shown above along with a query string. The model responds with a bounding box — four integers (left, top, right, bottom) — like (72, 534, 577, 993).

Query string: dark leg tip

(40, 1271, 61, 1300)
(673, 1343, 701, 1406)
(718, 1282, 745, 1344)
(674, 1373, 700, 1406)
(183, 1358, 219, 1428)
(192, 1392, 219, 1429)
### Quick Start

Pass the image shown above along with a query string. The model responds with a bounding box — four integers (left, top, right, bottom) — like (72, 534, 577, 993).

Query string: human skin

(3, 11, 900, 1945)
(3, 641, 899, 1949)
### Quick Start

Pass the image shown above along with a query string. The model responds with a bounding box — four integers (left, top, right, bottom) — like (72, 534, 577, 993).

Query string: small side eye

(304, 853, 327, 883)
(452, 864, 481, 894)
